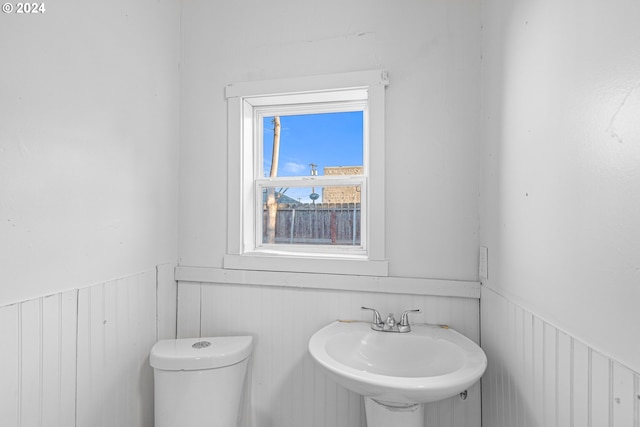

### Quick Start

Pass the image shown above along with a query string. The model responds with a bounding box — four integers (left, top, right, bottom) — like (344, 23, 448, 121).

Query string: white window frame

(224, 70, 389, 276)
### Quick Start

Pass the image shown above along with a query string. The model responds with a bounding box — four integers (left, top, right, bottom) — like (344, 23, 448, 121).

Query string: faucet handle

(399, 309, 421, 332)
(361, 306, 383, 326)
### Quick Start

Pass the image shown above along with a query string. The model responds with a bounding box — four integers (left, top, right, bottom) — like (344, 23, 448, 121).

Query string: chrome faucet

(361, 307, 421, 333)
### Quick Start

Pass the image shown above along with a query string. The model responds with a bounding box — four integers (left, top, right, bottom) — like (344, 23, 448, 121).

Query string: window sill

(223, 253, 389, 277)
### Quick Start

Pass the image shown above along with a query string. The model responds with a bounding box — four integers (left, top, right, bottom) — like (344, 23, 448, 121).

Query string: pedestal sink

(308, 320, 487, 427)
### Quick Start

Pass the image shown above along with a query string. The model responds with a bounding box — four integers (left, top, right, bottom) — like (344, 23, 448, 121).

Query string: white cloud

(283, 162, 307, 174)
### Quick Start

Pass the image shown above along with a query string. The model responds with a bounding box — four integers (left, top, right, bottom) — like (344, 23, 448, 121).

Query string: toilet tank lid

(150, 336, 253, 371)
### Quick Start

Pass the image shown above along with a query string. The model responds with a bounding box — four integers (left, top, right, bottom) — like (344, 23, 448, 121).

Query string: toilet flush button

(192, 341, 212, 349)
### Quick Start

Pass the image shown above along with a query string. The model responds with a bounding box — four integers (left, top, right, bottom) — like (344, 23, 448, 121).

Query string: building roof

(262, 190, 302, 206)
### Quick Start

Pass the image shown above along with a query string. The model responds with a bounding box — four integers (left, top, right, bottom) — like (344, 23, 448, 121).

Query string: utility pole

(266, 117, 281, 243)
(309, 163, 319, 205)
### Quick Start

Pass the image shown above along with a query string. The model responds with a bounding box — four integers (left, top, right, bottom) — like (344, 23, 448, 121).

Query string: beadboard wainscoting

(0, 264, 176, 427)
(481, 287, 640, 427)
(176, 278, 482, 427)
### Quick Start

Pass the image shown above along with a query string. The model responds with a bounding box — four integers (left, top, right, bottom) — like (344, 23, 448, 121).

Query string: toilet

(150, 336, 253, 427)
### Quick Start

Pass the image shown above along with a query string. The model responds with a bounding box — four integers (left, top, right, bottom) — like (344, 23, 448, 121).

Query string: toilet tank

(151, 336, 253, 427)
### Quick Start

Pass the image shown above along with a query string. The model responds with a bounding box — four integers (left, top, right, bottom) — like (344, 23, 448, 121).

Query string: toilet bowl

(150, 336, 253, 427)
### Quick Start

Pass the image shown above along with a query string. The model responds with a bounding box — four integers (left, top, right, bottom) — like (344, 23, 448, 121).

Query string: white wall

(480, 0, 640, 376)
(1, 3, 180, 426)
(481, 288, 639, 427)
(0, 266, 177, 427)
(480, 0, 640, 424)
(178, 0, 482, 281)
(178, 2, 483, 425)
(0, 0, 181, 306)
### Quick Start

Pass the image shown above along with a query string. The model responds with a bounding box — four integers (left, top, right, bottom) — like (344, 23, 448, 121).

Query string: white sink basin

(308, 320, 487, 405)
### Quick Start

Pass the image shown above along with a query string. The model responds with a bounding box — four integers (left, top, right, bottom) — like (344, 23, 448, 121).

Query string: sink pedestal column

(364, 397, 423, 427)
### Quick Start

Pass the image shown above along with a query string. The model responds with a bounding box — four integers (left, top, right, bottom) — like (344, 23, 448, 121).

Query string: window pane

(262, 111, 364, 178)
(262, 185, 361, 246)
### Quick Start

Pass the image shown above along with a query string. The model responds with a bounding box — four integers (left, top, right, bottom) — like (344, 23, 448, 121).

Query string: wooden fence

(262, 203, 361, 245)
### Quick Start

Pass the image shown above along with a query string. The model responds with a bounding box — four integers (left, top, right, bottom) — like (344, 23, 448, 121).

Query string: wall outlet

(479, 246, 488, 281)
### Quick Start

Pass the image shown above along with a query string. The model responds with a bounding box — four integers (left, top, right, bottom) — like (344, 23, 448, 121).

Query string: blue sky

(262, 111, 363, 203)
(263, 111, 363, 177)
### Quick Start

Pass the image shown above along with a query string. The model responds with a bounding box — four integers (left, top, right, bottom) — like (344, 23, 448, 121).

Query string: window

(225, 70, 389, 276)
